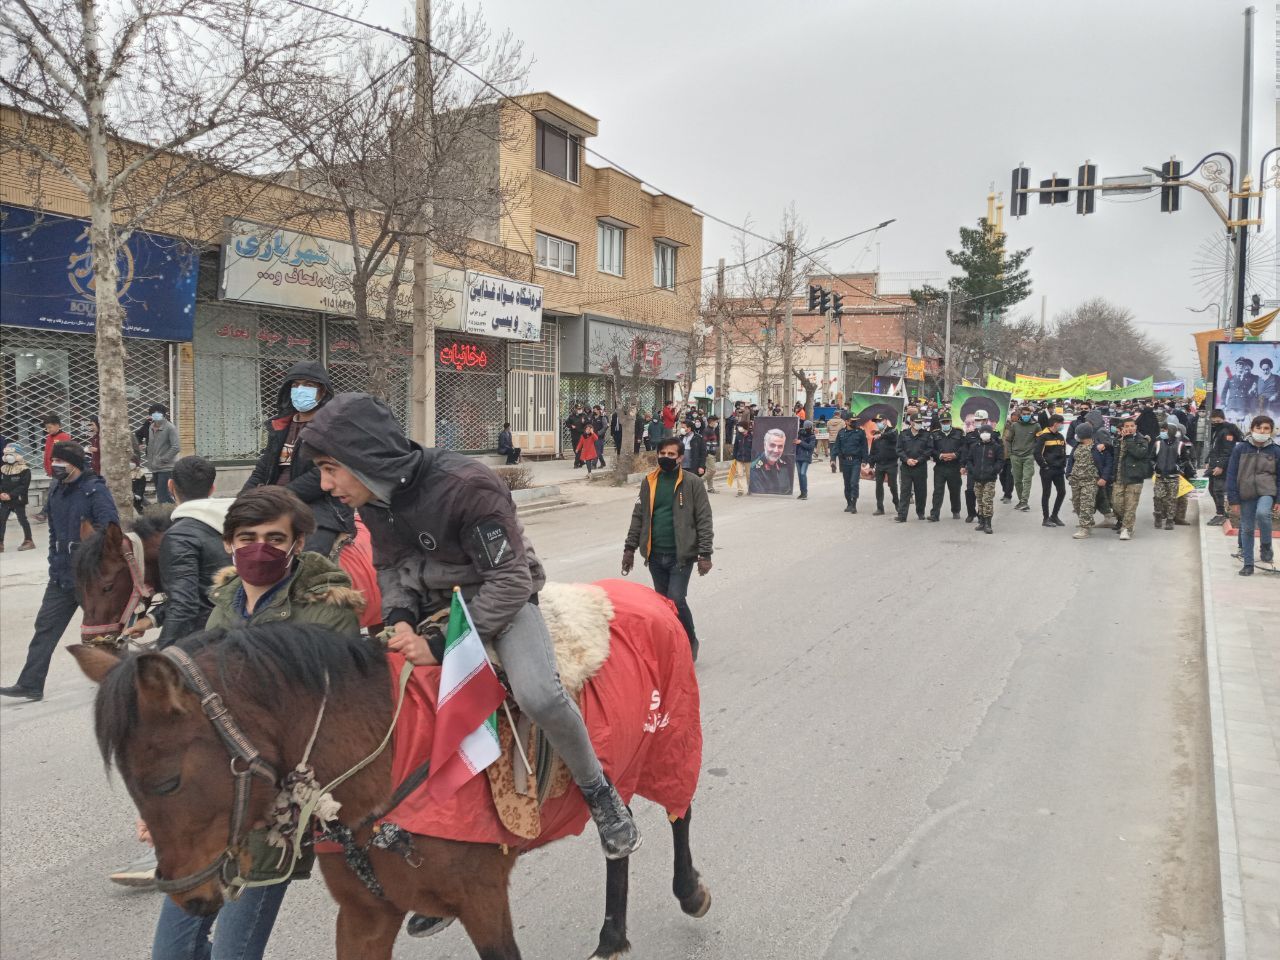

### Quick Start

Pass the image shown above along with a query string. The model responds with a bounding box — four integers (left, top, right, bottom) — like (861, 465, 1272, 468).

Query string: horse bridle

(150, 647, 281, 897)
(81, 531, 154, 646)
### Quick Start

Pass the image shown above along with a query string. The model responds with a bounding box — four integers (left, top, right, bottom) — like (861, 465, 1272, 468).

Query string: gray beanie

(1075, 422, 1095, 440)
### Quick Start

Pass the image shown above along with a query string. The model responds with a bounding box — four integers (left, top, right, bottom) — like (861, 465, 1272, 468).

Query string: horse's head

(71, 642, 255, 914)
(75, 507, 171, 645)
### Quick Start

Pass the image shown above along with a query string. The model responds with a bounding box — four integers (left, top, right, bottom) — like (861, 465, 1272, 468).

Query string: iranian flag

(425, 589, 507, 803)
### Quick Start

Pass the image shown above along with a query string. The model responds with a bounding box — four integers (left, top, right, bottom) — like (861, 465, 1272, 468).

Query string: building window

(536, 232, 576, 275)
(597, 221, 624, 276)
(536, 119, 579, 184)
(653, 241, 677, 290)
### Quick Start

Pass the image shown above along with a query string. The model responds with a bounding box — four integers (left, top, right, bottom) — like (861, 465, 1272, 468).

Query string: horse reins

(81, 531, 154, 646)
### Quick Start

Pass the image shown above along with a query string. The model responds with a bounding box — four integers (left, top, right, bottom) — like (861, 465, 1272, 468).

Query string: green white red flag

(425, 589, 506, 802)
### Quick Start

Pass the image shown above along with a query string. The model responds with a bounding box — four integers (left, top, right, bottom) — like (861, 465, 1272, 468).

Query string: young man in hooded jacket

(244, 360, 354, 559)
(303, 392, 641, 865)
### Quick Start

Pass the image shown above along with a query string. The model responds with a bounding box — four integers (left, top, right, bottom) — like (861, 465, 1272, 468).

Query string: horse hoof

(682, 884, 711, 918)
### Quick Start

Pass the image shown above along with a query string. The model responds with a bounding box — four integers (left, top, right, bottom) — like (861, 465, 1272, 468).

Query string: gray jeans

(492, 603, 604, 788)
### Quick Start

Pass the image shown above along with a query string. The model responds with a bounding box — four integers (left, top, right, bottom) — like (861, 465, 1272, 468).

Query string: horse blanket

(381, 578, 701, 851)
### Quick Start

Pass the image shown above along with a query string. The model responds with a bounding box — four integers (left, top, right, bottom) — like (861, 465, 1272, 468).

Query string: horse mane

(94, 623, 386, 770)
(74, 504, 174, 583)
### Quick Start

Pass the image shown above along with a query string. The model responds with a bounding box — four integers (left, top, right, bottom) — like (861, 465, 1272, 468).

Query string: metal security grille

(508, 319, 557, 373)
(558, 374, 660, 453)
(256, 311, 322, 424)
(325, 319, 412, 428)
(435, 335, 507, 452)
(0, 328, 170, 476)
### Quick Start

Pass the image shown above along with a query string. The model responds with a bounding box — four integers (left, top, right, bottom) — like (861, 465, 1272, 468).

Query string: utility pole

(821, 298, 832, 409)
(715, 258, 726, 460)
(410, 0, 436, 444)
(780, 229, 795, 408)
(1231, 5, 1255, 337)
(942, 288, 953, 400)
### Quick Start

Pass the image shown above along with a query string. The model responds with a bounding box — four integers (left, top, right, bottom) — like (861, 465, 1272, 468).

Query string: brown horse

(71, 597, 709, 958)
(75, 508, 172, 646)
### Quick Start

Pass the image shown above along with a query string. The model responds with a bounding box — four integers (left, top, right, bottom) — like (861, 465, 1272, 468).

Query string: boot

(952, 512, 961, 519)
(849, 503, 857, 514)
(965, 514, 975, 523)
(844, 502, 854, 513)
(1164, 519, 1174, 530)
(984, 517, 993, 534)
(583, 777, 641, 860)
(927, 514, 940, 522)
(1154, 517, 1162, 529)
(18, 540, 35, 551)
(874, 507, 885, 516)
(797, 493, 807, 500)
(1073, 526, 1091, 539)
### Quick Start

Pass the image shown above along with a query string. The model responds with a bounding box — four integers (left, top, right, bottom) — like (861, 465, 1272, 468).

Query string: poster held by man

(950, 386, 1013, 433)
(748, 417, 797, 496)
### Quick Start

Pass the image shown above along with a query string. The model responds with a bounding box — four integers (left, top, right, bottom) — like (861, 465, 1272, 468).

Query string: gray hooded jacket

(302, 392, 546, 641)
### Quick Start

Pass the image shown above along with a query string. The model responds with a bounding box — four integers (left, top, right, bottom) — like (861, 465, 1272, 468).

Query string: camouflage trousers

(1112, 482, 1143, 532)
(1070, 476, 1099, 528)
(1152, 476, 1189, 522)
(975, 481, 997, 518)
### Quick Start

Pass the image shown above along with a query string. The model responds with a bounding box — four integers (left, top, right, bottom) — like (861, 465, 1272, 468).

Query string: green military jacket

(206, 550, 364, 636)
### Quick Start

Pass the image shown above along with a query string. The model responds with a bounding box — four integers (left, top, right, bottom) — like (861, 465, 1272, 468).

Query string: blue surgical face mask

(1159, 431, 1168, 440)
(1020, 414, 1031, 423)
(150, 412, 164, 422)
(291, 385, 320, 412)
(940, 424, 952, 433)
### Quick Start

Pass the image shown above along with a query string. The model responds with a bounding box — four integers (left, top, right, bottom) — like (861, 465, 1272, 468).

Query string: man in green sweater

(1003, 403, 1041, 512)
(622, 436, 714, 660)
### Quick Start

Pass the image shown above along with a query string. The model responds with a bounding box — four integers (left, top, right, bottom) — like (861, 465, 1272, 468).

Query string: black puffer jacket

(302, 392, 545, 641)
(931, 428, 967, 467)
(896, 427, 933, 469)
(870, 427, 899, 467)
(153, 499, 234, 647)
(243, 360, 354, 537)
(965, 438, 1006, 483)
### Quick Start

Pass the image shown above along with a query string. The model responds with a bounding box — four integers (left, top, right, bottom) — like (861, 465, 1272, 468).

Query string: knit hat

(1075, 423, 1095, 440)
(51, 440, 86, 471)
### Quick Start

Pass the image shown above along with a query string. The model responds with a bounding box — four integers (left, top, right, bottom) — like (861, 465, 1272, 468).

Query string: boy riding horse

(303, 393, 640, 872)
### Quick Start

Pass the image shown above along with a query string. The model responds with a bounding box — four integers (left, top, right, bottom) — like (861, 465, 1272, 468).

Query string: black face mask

(50, 465, 69, 480)
(657, 457, 679, 474)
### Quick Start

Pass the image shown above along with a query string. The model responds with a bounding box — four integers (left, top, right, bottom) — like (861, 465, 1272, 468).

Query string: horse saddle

(480, 582, 615, 841)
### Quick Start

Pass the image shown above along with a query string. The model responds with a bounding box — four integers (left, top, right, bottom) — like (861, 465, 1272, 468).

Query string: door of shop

(507, 370, 557, 456)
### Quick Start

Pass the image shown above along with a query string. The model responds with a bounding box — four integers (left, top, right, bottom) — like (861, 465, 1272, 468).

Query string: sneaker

(109, 850, 158, 888)
(18, 540, 35, 551)
(0, 685, 42, 701)
(1262, 549, 1275, 564)
(1119, 530, 1132, 541)
(1207, 515, 1226, 526)
(965, 514, 975, 524)
(583, 777, 641, 860)
(927, 515, 940, 522)
(797, 493, 807, 500)
(1239, 565, 1254, 577)
(1073, 527, 1092, 539)
(406, 915, 456, 938)
(1050, 517, 1065, 527)
(1042, 518, 1055, 527)
(1000, 496, 1012, 503)
(895, 515, 907, 523)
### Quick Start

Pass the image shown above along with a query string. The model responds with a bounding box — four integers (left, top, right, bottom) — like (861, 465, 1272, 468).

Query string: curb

(1198, 507, 1247, 960)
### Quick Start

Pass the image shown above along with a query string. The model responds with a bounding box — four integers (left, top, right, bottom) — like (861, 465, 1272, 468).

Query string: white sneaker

(1118, 529, 1132, 541)
(109, 850, 158, 888)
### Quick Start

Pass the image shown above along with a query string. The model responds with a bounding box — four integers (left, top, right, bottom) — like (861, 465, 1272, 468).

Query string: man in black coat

(895, 417, 933, 522)
(869, 417, 900, 515)
(832, 414, 868, 513)
(243, 360, 353, 557)
(929, 419, 966, 521)
(1135, 401, 1161, 442)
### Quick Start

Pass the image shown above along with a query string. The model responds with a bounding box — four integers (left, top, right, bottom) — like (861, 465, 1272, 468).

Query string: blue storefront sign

(0, 205, 198, 341)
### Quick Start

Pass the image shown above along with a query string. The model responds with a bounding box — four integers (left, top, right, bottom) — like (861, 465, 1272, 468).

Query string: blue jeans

(796, 460, 810, 496)
(648, 552, 697, 651)
(152, 883, 288, 960)
(1239, 495, 1275, 565)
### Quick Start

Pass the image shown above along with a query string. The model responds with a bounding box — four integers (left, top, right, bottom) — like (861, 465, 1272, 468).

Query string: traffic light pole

(1232, 5, 1254, 337)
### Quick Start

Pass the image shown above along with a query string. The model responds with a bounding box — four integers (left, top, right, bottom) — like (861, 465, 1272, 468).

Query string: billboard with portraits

(950, 386, 1012, 433)
(1212, 340, 1279, 428)
(747, 416, 797, 496)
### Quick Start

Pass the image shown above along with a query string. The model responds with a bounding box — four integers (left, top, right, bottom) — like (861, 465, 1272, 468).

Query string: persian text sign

(0, 204, 197, 340)
(464, 271, 543, 342)
(220, 219, 462, 327)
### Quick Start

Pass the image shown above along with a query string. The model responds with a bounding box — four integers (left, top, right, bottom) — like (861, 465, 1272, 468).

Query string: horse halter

(150, 647, 280, 898)
(80, 531, 154, 646)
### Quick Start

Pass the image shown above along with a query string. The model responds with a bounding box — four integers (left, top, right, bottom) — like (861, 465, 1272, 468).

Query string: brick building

(0, 93, 702, 485)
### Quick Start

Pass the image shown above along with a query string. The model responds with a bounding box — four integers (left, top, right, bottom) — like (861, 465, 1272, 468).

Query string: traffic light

(832, 292, 845, 316)
(819, 288, 832, 314)
(1160, 159, 1181, 213)
(1010, 166, 1030, 217)
(1039, 175, 1070, 206)
(1076, 163, 1097, 215)
(1251, 294, 1262, 316)
(808, 284, 821, 311)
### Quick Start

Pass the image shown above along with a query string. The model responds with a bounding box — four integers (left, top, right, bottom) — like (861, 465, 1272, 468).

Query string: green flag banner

(1085, 376, 1153, 400)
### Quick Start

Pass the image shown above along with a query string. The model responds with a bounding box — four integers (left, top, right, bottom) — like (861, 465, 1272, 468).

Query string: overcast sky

(369, 0, 1277, 382)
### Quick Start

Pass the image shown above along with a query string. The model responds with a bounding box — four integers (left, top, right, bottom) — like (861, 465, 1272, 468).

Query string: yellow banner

(986, 374, 1016, 392)
(1177, 475, 1195, 498)
(906, 357, 925, 381)
(1015, 374, 1094, 399)
(1194, 387, 1207, 406)
(1085, 372, 1108, 386)
(1015, 374, 1057, 385)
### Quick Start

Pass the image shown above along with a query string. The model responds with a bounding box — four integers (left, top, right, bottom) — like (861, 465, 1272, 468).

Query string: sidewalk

(1199, 506, 1280, 960)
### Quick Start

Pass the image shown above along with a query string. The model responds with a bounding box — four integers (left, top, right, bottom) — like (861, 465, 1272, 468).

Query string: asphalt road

(0, 465, 1221, 959)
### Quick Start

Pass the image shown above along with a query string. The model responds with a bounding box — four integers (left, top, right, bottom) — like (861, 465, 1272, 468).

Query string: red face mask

(233, 541, 296, 587)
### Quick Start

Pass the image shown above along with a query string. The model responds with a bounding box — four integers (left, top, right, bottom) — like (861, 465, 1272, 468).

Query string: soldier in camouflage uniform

(1067, 422, 1112, 538)
(963, 422, 1005, 534)
(1150, 417, 1194, 530)
(1111, 418, 1152, 540)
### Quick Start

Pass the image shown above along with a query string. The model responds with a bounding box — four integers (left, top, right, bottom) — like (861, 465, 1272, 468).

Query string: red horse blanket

(381, 579, 701, 851)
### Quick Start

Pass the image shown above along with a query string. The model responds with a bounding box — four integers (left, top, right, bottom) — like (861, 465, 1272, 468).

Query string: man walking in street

(1205, 410, 1240, 525)
(144, 403, 180, 505)
(729, 421, 752, 497)
(1067, 422, 1113, 539)
(1004, 403, 1039, 512)
(1, 441, 118, 701)
(963, 419, 1004, 534)
(928, 417, 964, 521)
(963, 408, 995, 522)
(623, 436, 714, 660)
(832, 413, 868, 513)
(566, 404, 587, 467)
(1035, 413, 1068, 527)
(1150, 417, 1194, 531)
(1111, 417, 1152, 541)
(870, 416, 899, 515)
(895, 416, 931, 522)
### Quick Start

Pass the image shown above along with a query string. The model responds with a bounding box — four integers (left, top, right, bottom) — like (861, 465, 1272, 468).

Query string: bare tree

(1, 0, 346, 513)
(794, 368, 818, 416)
(258, 7, 530, 403)
(591, 329, 668, 482)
